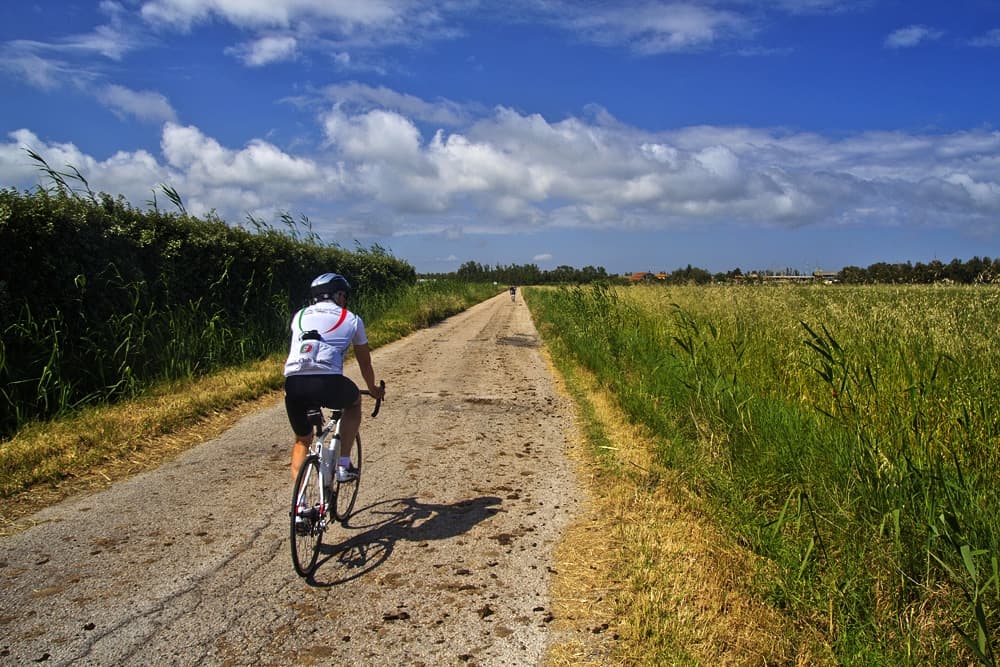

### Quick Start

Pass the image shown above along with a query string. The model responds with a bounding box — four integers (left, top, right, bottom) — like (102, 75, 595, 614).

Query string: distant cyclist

(509, 285, 517, 302)
(283, 273, 384, 484)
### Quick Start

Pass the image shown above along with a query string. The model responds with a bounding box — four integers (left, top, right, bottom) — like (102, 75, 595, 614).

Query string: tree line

(836, 257, 998, 284)
(428, 257, 999, 285)
(424, 261, 613, 285)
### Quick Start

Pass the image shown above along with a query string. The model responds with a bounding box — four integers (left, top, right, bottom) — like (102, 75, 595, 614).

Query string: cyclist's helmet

(310, 273, 351, 302)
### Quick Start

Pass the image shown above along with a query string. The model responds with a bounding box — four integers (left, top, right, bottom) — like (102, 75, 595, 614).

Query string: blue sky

(2, 1, 999, 275)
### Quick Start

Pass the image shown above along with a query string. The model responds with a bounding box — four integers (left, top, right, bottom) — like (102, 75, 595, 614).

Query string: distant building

(813, 270, 839, 283)
(762, 274, 813, 282)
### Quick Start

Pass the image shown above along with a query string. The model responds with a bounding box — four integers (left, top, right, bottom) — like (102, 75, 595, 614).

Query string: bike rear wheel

(332, 434, 362, 522)
(290, 455, 326, 577)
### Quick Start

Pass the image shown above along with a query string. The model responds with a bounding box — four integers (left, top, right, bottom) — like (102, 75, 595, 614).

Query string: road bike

(290, 381, 384, 577)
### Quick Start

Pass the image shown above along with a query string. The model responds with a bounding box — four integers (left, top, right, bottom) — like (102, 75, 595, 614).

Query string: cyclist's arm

(353, 343, 383, 400)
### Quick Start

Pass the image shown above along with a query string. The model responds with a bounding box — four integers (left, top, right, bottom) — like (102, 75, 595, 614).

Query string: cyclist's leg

(337, 398, 363, 459)
(322, 375, 361, 461)
(290, 433, 313, 480)
(285, 376, 318, 480)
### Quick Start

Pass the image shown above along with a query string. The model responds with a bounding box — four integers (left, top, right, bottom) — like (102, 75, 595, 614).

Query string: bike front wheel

(290, 455, 326, 577)
(332, 434, 362, 522)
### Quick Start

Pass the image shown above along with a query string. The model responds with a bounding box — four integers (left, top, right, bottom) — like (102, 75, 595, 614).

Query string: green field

(527, 283, 999, 665)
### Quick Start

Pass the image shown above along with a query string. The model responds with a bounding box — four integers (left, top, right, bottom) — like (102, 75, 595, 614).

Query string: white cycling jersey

(283, 301, 368, 376)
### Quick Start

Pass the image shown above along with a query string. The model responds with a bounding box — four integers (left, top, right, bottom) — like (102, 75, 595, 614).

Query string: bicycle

(289, 381, 384, 577)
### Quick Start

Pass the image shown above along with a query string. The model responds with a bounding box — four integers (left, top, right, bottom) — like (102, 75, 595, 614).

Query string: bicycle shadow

(304, 495, 502, 587)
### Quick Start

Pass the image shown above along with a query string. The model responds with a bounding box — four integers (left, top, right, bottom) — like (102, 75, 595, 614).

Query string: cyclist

(509, 285, 517, 302)
(283, 273, 384, 485)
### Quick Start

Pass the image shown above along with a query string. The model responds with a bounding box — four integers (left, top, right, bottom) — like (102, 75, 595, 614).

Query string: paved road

(0, 293, 580, 666)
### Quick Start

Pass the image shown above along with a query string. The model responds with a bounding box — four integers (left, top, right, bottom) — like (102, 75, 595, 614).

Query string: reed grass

(0, 185, 416, 438)
(527, 283, 1000, 665)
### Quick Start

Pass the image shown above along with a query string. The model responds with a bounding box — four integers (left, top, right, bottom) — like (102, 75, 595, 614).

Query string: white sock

(339, 456, 351, 467)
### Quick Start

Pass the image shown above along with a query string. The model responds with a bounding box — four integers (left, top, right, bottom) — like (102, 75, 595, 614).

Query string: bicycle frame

(306, 408, 344, 490)
(290, 381, 384, 576)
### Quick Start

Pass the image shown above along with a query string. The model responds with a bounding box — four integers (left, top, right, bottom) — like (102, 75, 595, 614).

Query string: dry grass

(542, 351, 836, 666)
(0, 357, 285, 535)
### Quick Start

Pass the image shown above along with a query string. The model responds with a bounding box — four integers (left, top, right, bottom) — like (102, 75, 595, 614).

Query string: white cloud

(161, 122, 324, 187)
(560, 3, 751, 54)
(137, 0, 445, 53)
(0, 129, 167, 203)
(4, 92, 1000, 239)
(0, 50, 71, 90)
(97, 84, 178, 123)
(140, 0, 403, 30)
(132, 0, 789, 63)
(0, 15, 145, 90)
(322, 82, 472, 126)
(533, 253, 553, 262)
(5, 6, 143, 63)
(228, 35, 299, 66)
(61, 23, 139, 61)
(885, 25, 943, 49)
(322, 107, 423, 162)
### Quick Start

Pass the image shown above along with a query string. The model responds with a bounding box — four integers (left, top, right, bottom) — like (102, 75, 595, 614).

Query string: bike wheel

(333, 434, 362, 522)
(290, 455, 326, 577)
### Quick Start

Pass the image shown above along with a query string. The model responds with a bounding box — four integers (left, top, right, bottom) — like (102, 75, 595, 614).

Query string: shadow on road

(496, 333, 539, 348)
(305, 495, 502, 587)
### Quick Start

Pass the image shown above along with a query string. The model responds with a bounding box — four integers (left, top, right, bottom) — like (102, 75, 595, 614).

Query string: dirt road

(0, 293, 582, 666)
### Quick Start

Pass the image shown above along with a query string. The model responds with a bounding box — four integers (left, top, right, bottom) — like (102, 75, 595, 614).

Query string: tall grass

(527, 283, 1000, 665)
(0, 186, 414, 437)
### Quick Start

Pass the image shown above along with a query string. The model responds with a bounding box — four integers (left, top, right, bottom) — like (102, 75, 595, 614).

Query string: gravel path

(0, 293, 580, 666)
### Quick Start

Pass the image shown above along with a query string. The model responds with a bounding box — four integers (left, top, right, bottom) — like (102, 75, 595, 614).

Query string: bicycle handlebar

(361, 379, 386, 418)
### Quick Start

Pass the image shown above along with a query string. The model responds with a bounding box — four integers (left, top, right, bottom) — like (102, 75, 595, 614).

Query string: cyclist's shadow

(306, 495, 502, 587)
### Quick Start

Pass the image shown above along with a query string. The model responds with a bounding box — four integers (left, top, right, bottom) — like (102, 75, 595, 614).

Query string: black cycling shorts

(284, 374, 361, 437)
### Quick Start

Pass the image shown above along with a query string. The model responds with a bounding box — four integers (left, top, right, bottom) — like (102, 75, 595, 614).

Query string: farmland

(527, 283, 1000, 664)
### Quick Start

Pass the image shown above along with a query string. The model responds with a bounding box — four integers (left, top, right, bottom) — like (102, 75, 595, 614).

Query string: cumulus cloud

(4, 93, 1000, 238)
(0, 123, 344, 219)
(160, 122, 330, 199)
(0, 128, 167, 203)
(322, 107, 423, 163)
(885, 25, 943, 49)
(311, 100, 1000, 234)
